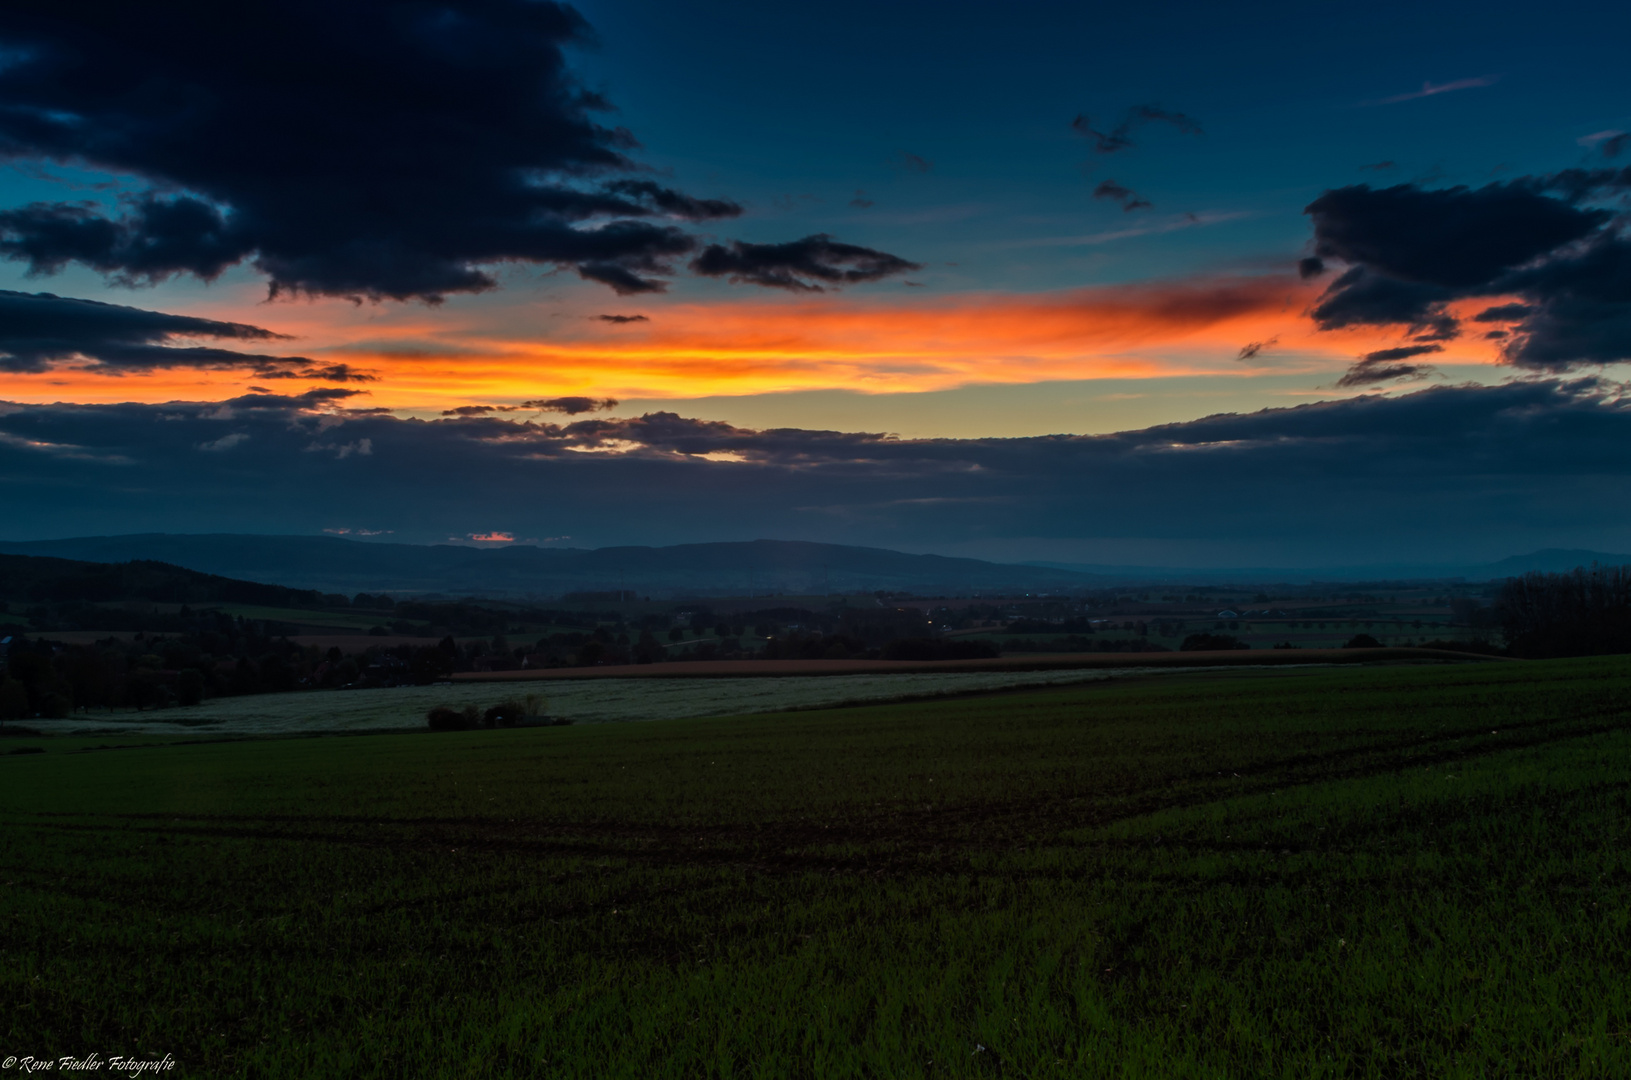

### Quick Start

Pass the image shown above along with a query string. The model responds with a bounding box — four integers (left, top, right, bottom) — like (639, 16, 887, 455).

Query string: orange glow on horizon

(0, 278, 1513, 409)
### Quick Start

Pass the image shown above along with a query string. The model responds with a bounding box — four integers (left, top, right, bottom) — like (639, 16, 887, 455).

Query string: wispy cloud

(994, 211, 1254, 249)
(1372, 76, 1498, 105)
(1578, 130, 1628, 158)
(1236, 337, 1278, 361)
(6, 380, 1630, 561)
(1070, 105, 1203, 153)
(197, 432, 250, 452)
(0, 429, 133, 463)
(1092, 180, 1152, 212)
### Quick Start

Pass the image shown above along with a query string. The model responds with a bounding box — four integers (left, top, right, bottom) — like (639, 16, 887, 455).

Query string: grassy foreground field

(2, 657, 1629, 1077)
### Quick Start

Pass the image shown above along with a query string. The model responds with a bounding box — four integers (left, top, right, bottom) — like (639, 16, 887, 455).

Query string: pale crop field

(15, 666, 1228, 736)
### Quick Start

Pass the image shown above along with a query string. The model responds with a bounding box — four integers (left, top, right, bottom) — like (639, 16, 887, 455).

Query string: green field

(3, 657, 1628, 1077)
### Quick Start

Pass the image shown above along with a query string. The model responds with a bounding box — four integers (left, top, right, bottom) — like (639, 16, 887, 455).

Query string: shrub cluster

(425, 695, 561, 731)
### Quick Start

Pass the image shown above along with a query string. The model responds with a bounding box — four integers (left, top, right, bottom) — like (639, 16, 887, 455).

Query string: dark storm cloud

(595, 314, 649, 324)
(1308, 267, 1458, 337)
(1335, 361, 1435, 388)
(1496, 234, 1631, 368)
(1603, 134, 1629, 159)
(690, 235, 923, 292)
(0, 0, 756, 300)
(575, 261, 668, 295)
(598, 181, 742, 222)
(6, 381, 1631, 558)
(253, 364, 378, 383)
(1305, 183, 1608, 289)
(1335, 345, 1443, 389)
(1071, 105, 1203, 154)
(1092, 180, 1151, 212)
(248, 388, 370, 406)
(0, 197, 250, 283)
(523, 396, 619, 415)
(440, 405, 522, 416)
(0, 289, 322, 375)
(1303, 173, 1631, 369)
(1361, 345, 1444, 362)
(1474, 303, 1534, 322)
(1530, 165, 1631, 202)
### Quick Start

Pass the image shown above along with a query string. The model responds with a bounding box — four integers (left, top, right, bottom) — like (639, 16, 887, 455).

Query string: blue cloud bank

(5, 378, 1630, 564)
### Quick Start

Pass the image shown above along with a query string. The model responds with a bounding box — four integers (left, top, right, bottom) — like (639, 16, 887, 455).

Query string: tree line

(1496, 564, 1631, 659)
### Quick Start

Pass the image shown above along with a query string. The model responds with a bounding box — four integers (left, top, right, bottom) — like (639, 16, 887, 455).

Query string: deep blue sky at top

(13, 0, 1606, 297)
(567, 0, 1629, 293)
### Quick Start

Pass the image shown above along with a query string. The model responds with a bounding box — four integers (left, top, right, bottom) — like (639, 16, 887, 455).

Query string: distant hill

(1475, 549, 1631, 576)
(0, 553, 325, 609)
(0, 535, 1114, 598)
(3, 535, 1626, 599)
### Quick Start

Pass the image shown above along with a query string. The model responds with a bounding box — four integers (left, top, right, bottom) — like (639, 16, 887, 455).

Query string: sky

(2, 0, 1630, 566)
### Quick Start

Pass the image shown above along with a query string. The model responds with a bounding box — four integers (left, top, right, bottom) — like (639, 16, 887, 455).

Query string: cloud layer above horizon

(6, 378, 1631, 564)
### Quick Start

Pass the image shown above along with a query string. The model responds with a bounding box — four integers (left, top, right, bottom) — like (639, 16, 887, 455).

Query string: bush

(1342, 634, 1383, 649)
(482, 700, 526, 728)
(426, 705, 467, 731)
(1180, 633, 1249, 651)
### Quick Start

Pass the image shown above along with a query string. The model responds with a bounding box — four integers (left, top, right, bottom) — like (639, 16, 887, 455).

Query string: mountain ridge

(0, 535, 1625, 597)
(0, 535, 1108, 597)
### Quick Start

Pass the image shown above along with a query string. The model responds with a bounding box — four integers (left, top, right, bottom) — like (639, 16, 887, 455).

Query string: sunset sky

(3, 0, 1630, 565)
